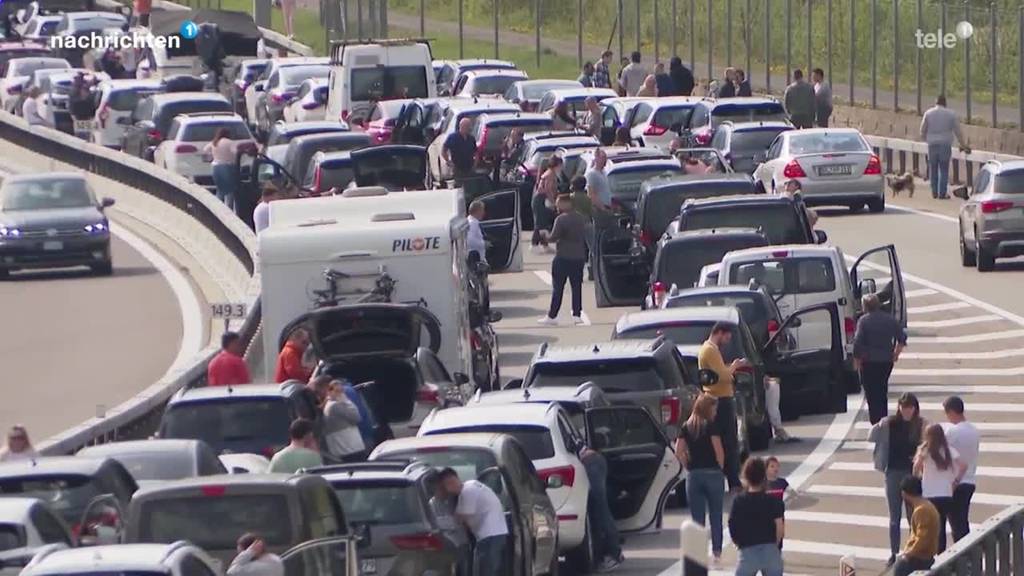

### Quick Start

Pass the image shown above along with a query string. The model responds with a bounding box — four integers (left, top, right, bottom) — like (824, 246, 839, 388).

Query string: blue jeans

(735, 542, 784, 576)
(583, 451, 622, 561)
(531, 194, 553, 245)
(886, 468, 912, 558)
(686, 468, 725, 555)
(928, 143, 952, 198)
(473, 535, 506, 576)
(212, 163, 237, 212)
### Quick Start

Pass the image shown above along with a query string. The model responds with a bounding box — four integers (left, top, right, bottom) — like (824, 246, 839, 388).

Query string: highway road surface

(492, 192, 1024, 576)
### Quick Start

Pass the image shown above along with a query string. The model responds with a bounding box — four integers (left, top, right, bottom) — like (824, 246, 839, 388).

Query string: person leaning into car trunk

(322, 380, 365, 462)
(698, 323, 751, 491)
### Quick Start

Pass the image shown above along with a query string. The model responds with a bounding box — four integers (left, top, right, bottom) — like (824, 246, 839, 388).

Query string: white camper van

(325, 39, 436, 125)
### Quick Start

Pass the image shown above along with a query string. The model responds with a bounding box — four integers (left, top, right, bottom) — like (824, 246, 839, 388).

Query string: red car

(361, 100, 407, 145)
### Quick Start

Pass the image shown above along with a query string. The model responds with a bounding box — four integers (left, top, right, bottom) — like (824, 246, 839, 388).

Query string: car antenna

(592, 345, 600, 353)
(523, 388, 531, 400)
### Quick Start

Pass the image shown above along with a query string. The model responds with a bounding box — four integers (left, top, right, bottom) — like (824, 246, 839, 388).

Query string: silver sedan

(752, 128, 885, 212)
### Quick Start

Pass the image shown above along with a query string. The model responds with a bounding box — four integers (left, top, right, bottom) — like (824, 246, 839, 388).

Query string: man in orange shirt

(275, 328, 313, 383)
(208, 332, 251, 386)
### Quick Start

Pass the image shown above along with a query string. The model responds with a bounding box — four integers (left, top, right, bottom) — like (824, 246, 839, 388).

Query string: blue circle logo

(180, 20, 198, 39)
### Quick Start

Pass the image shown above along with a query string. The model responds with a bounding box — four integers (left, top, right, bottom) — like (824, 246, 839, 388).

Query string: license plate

(817, 164, 853, 176)
(74, 119, 94, 132)
(43, 241, 63, 251)
(360, 559, 377, 574)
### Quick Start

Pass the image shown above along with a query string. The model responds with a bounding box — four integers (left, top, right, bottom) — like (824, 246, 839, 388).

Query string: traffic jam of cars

(5, 0, 993, 572)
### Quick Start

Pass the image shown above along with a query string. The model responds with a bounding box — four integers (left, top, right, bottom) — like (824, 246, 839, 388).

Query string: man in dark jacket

(670, 56, 694, 96)
(654, 62, 674, 96)
(854, 293, 908, 424)
(783, 69, 816, 128)
(717, 67, 736, 98)
(736, 69, 753, 97)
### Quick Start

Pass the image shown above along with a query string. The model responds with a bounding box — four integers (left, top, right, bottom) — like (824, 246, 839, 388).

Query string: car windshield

(652, 106, 694, 129)
(617, 324, 747, 360)
(309, 161, 354, 192)
(12, 59, 66, 76)
(0, 523, 25, 551)
(655, 236, 767, 290)
(644, 181, 755, 236)
(350, 66, 429, 101)
(521, 82, 577, 100)
(609, 167, 683, 202)
(280, 65, 329, 87)
(180, 122, 251, 142)
(68, 16, 124, 32)
(731, 129, 790, 154)
(683, 204, 807, 244)
(478, 121, 553, 151)
(138, 494, 293, 549)
(426, 426, 554, 460)
(667, 294, 770, 329)
(1, 178, 94, 210)
(161, 399, 291, 450)
(383, 448, 498, 484)
(334, 483, 425, 526)
(107, 87, 161, 111)
(102, 452, 196, 482)
(470, 75, 522, 95)
(530, 360, 664, 393)
(37, 20, 60, 36)
(788, 132, 868, 154)
(993, 170, 1024, 194)
(730, 257, 837, 295)
(711, 104, 787, 126)
(0, 475, 100, 524)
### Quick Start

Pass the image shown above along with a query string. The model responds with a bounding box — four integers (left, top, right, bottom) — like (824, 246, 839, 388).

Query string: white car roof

(150, 92, 229, 104)
(722, 244, 839, 261)
(421, 403, 557, 433)
(446, 99, 518, 113)
(24, 544, 177, 574)
(544, 87, 617, 99)
(646, 96, 703, 108)
(100, 78, 163, 90)
(173, 113, 245, 126)
(606, 159, 682, 173)
(616, 306, 741, 333)
(0, 497, 38, 521)
(462, 69, 528, 79)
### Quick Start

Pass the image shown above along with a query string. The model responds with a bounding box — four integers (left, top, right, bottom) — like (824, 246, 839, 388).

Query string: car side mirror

(859, 278, 878, 297)
(952, 185, 969, 200)
(453, 372, 470, 385)
(813, 229, 828, 244)
(503, 378, 524, 389)
(253, 81, 265, 92)
(100, 197, 115, 208)
(697, 368, 719, 388)
(789, 316, 803, 328)
(619, 217, 631, 230)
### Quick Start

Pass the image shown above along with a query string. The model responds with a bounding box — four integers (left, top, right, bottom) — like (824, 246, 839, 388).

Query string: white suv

(22, 543, 222, 576)
(91, 79, 164, 148)
(153, 113, 254, 188)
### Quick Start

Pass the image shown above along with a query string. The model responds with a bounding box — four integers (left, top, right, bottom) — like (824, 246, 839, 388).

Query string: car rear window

(609, 166, 684, 202)
(994, 170, 1024, 194)
(478, 121, 553, 150)
(616, 323, 746, 360)
(667, 294, 769, 327)
(655, 235, 767, 290)
(181, 121, 250, 142)
(730, 257, 836, 295)
(652, 106, 694, 130)
(161, 399, 291, 450)
(104, 452, 195, 482)
(11, 59, 66, 76)
(267, 126, 347, 147)
(308, 160, 354, 192)
(469, 75, 522, 95)
(383, 448, 498, 484)
(107, 87, 162, 111)
(683, 204, 808, 244)
(0, 475, 100, 524)
(0, 524, 25, 551)
(530, 359, 665, 393)
(280, 65, 329, 87)
(242, 63, 269, 83)
(350, 66, 429, 101)
(731, 129, 789, 153)
(425, 426, 554, 460)
(645, 181, 756, 236)
(333, 482, 425, 525)
(157, 101, 232, 131)
(788, 132, 868, 154)
(138, 493, 293, 549)
(710, 103, 787, 126)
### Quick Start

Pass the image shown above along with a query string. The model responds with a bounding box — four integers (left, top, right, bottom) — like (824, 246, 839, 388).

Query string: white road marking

(902, 329, 1024, 344)
(886, 401, 1024, 413)
(892, 367, 1024, 377)
(781, 540, 893, 562)
(908, 301, 972, 314)
(888, 203, 959, 224)
(831, 460, 1024, 479)
(889, 384, 1024, 394)
(907, 314, 1002, 328)
(843, 440, 1024, 453)
(906, 288, 940, 298)
(898, 349, 1024, 360)
(787, 509, 979, 530)
(854, 421, 1024, 432)
(807, 484, 1024, 506)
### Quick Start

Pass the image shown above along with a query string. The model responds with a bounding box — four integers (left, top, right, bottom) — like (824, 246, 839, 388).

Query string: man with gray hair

(853, 293, 908, 424)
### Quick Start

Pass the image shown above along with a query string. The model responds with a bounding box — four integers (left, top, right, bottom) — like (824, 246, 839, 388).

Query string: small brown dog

(886, 173, 916, 198)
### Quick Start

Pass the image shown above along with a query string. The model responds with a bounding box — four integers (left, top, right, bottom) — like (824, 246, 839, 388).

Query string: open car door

(350, 145, 428, 191)
(464, 183, 523, 273)
(849, 245, 907, 328)
(584, 406, 682, 533)
(764, 302, 845, 419)
(391, 101, 428, 145)
(593, 225, 649, 307)
(281, 535, 359, 576)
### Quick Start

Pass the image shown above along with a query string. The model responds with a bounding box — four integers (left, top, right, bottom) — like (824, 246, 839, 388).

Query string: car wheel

(867, 196, 885, 213)
(959, 226, 976, 267)
(976, 239, 995, 272)
(565, 515, 595, 574)
(91, 260, 113, 276)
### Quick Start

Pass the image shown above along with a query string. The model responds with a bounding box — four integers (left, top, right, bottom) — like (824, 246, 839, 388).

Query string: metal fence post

(827, 0, 833, 92)
(357, 0, 363, 38)
(689, 0, 695, 70)
(495, 0, 500, 59)
(1020, 6, 1023, 131)
(849, 0, 855, 104)
(893, 0, 899, 110)
(765, 0, 771, 92)
(727, 0, 733, 65)
(806, 0, 811, 73)
(457, 0, 463, 57)
(917, 0, 923, 114)
(636, 0, 641, 54)
(672, 0, 678, 57)
(619, 0, 625, 66)
(535, 0, 540, 67)
(965, 1, 971, 123)
(940, 0, 947, 96)
(746, 0, 752, 77)
(871, 0, 877, 108)
(707, 0, 713, 82)
(785, 0, 791, 82)
(576, 0, 582, 65)
(419, 0, 424, 36)
(991, 2, 997, 127)
(655, 0, 660, 62)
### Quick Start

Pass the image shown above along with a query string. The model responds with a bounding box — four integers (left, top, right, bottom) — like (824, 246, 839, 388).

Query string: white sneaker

(537, 316, 558, 326)
(572, 316, 585, 325)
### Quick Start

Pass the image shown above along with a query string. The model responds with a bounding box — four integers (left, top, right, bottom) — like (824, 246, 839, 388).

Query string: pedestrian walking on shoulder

(729, 458, 785, 576)
(735, 68, 752, 97)
(669, 56, 694, 96)
(594, 50, 613, 89)
(854, 293, 908, 424)
(538, 194, 588, 326)
(578, 443, 624, 571)
(204, 127, 243, 212)
(783, 69, 816, 128)
(654, 62, 674, 97)
(0, 425, 37, 462)
(619, 51, 647, 97)
(274, 327, 312, 383)
(716, 67, 736, 98)
(894, 476, 940, 576)
(812, 68, 833, 127)
(697, 323, 750, 490)
(269, 418, 323, 473)
(208, 331, 251, 387)
(920, 95, 969, 199)
(914, 424, 965, 554)
(635, 74, 658, 98)
(675, 393, 725, 565)
(870, 393, 925, 566)
(942, 396, 979, 543)
(439, 468, 509, 576)
(227, 533, 284, 576)
(322, 380, 365, 462)
(443, 117, 478, 179)
(531, 156, 560, 250)
(577, 61, 595, 87)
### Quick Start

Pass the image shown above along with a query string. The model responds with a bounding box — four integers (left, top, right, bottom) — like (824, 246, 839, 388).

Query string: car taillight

(695, 131, 712, 145)
(391, 532, 446, 551)
(844, 316, 856, 337)
(302, 101, 320, 110)
(341, 109, 349, 121)
(864, 154, 882, 175)
(639, 229, 653, 246)
(537, 465, 575, 488)
(660, 396, 681, 425)
(271, 92, 293, 104)
(772, 250, 790, 258)
(783, 159, 806, 178)
(416, 384, 440, 404)
(201, 485, 227, 497)
(477, 127, 489, 155)
(176, 143, 197, 153)
(644, 123, 667, 136)
(767, 319, 780, 336)
(981, 201, 1014, 214)
(147, 129, 161, 141)
(652, 281, 667, 307)
(470, 330, 482, 350)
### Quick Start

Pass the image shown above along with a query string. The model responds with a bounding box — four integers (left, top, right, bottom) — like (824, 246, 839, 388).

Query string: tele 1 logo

(915, 21, 973, 49)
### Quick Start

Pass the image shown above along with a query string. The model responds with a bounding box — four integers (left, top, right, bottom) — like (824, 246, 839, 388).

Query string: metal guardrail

(910, 503, 1024, 576)
(865, 134, 1024, 189)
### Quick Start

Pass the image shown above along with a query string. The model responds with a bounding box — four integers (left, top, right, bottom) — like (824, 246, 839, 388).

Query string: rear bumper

(0, 236, 110, 270)
(796, 177, 884, 205)
(555, 501, 587, 549)
(978, 230, 1024, 258)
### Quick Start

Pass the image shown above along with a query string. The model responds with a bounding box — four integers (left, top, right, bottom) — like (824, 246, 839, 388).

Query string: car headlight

(84, 222, 108, 233)
(0, 227, 21, 238)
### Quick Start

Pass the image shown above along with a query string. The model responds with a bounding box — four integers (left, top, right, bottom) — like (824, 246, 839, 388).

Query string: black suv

(120, 92, 233, 161)
(514, 337, 698, 440)
(670, 194, 826, 245)
(664, 285, 788, 348)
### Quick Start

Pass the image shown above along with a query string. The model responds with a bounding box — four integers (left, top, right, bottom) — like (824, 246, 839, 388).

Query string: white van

(259, 188, 472, 384)
(714, 244, 907, 380)
(325, 39, 436, 125)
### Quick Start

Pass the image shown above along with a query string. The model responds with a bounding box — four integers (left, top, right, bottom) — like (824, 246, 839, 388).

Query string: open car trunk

(321, 358, 420, 424)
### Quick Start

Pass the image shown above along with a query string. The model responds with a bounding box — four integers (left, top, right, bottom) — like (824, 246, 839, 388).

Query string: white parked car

(90, 79, 164, 148)
(283, 77, 329, 122)
(20, 15, 62, 42)
(425, 98, 519, 181)
(451, 68, 528, 98)
(21, 543, 222, 576)
(624, 96, 702, 151)
(0, 57, 69, 112)
(243, 56, 329, 129)
(153, 113, 254, 188)
(0, 498, 74, 552)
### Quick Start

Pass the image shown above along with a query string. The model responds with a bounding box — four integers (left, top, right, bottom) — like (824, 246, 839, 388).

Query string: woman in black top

(870, 392, 924, 565)
(729, 457, 785, 576)
(674, 394, 725, 562)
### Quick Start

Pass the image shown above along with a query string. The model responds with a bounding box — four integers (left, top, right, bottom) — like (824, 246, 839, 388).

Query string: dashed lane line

(906, 288, 940, 298)
(907, 314, 1003, 328)
(889, 384, 1024, 394)
(886, 401, 1024, 413)
(898, 349, 1024, 360)
(830, 461, 1024, 479)
(904, 330, 1024, 344)
(892, 367, 1024, 377)
(843, 440, 1024, 453)
(907, 301, 972, 314)
(806, 484, 1024, 506)
(854, 421, 1024, 432)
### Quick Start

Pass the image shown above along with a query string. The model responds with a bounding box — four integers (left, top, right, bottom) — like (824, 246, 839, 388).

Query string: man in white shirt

(227, 533, 284, 576)
(22, 87, 49, 127)
(440, 467, 508, 575)
(943, 396, 979, 543)
(252, 184, 279, 234)
(466, 200, 487, 264)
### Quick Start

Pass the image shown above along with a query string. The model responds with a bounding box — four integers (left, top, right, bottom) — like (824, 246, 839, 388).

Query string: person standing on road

(585, 148, 613, 278)
(674, 394, 725, 565)
(252, 184, 279, 234)
(268, 418, 322, 473)
(914, 423, 965, 554)
(654, 62, 674, 97)
(531, 156, 560, 250)
(782, 179, 819, 227)
(943, 396, 979, 543)
(783, 69, 816, 129)
(870, 393, 925, 566)
(619, 51, 647, 97)
(764, 375, 796, 443)
(894, 476, 940, 576)
(227, 533, 284, 576)
(440, 467, 509, 576)
(22, 86, 49, 126)
(577, 61, 595, 87)
(670, 56, 694, 96)
(594, 50, 613, 89)
(322, 380, 365, 462)
(204, 127, 243, 213)
(208, 331, 251, 387)
(578, 442, 624, 571)
(538, 194, 588, 326)
(716, 67, 736, 98)
(274, 328, 313, 384)
(443, 117, 478, 179)
(729, 457, 785, 576)
(854, 293, 908, 424)
(812, 68, 833, 127)
(920, 95, 969, 199)
(736, 69, 752, 97)
(0, 425, 38, 462)
(698, 323, 750, 491)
